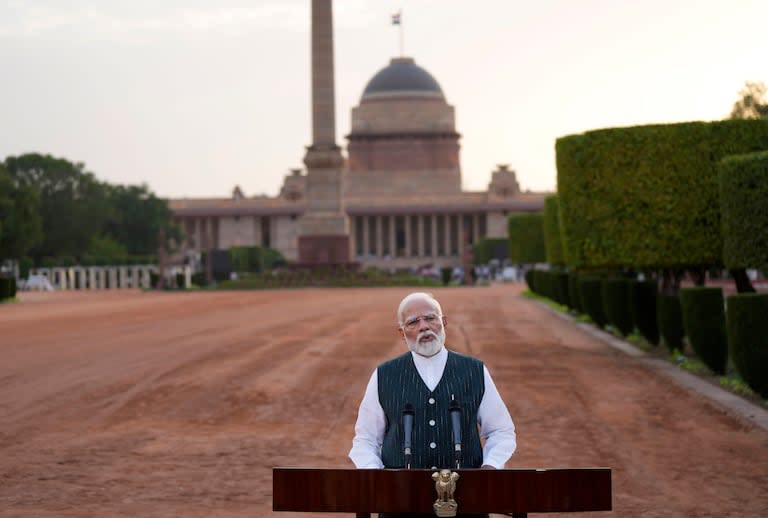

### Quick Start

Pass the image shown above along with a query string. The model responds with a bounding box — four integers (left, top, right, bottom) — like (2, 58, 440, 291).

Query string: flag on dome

(391, 11, 401, 25)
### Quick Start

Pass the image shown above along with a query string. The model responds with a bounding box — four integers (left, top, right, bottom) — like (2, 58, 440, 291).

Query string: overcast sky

(1, 0, 766, 199)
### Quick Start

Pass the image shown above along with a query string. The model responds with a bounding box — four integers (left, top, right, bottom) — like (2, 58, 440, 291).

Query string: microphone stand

(449, 397, 462, 470)
(402, 403, 414, 469)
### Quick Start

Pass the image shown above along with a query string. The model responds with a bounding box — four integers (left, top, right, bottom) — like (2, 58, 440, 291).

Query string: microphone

(402, 403, 415, 469)
(449, 396, 462, 469)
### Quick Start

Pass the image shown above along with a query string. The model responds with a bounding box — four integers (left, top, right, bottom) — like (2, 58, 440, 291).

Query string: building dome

(361, 57, 444, 101)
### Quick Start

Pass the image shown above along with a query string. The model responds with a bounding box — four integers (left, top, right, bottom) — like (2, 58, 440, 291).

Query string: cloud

(0, 1, 309, 41)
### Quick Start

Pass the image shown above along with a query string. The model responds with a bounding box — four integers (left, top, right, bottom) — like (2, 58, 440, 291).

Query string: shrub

(552, 271, 571, 307)
(680, 287, 728, 375)
(579, 277, 607, 328)
(524, 269, 535, 292)
(657, 294, 684, 353)
(719, 150, 768, 271)
(568, 272, 582, 313)
(726, 293, 768, 398)
(602, 278, 633, 336)
(0, 277, 11, 300)
(441, 267, 452, 286)
(191, 272, 207, 287)
(630, 280, 659, 345)
(508, 212, 546, 264)
(543, 195, 565, 266)
(556, 119, 768, 270)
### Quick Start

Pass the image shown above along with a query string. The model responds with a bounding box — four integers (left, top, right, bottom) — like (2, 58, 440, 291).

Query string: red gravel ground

(1, 284, 766, 517)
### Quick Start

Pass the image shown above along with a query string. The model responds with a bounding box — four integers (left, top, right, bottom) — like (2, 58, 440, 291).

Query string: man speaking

(349, 292, 517, 518)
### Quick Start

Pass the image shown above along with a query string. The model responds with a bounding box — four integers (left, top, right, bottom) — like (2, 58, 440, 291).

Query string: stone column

(362, 216, 370, 257)
(444, 215, 451, 257)
(457, 217, 464, 258)
(431, 214, 438, 259)
(473, 213, 480, 244)
(404, 215, 412, 258)
(416, 214, 426, 257)
(375, 215, 382, 258)
(389, 215, 396, 259)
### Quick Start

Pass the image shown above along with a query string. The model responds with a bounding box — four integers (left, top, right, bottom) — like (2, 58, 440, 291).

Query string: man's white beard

(405, 328, 445, 357)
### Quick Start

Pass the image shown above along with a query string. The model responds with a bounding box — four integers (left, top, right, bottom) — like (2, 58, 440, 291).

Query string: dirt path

(1, 285, 766, 517)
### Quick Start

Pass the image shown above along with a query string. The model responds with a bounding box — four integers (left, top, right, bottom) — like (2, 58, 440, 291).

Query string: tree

(0, 164, 42, 260)
(4, 153, 111, 261)
(101, 184, 182, 256)
(730, 81, 768, 120)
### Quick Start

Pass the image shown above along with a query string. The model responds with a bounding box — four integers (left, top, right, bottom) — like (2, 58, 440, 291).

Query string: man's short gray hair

(397, 292, 443, 325)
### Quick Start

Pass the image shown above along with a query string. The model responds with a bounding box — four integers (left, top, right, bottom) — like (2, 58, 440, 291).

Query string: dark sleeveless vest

(377, 350, 485, 469)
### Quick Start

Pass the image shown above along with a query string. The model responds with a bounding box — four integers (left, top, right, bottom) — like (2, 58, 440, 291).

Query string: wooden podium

(273, 467, 611, 517)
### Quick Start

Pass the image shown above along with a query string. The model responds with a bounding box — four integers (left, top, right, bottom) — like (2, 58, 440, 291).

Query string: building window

(424, 215, 432, 257)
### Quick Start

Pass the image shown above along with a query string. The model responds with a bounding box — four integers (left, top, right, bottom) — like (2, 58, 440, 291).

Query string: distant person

(349, 292, 517, 518)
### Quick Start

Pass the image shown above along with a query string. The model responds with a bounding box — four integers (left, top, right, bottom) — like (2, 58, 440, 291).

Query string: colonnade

(350, 212, 486, 260)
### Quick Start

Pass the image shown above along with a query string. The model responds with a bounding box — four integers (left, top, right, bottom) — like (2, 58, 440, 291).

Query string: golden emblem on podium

(432, 469, 460, 517)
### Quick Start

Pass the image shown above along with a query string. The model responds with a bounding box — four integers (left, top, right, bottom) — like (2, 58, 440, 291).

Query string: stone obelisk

(297, 0, 350, 265)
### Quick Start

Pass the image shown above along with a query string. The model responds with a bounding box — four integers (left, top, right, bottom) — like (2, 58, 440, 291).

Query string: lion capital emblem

(432, 469, 460, 517)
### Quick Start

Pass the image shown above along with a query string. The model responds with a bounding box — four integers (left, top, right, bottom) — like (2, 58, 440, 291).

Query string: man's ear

(397, 326, 405, 339)
(442, 316, 448, 328)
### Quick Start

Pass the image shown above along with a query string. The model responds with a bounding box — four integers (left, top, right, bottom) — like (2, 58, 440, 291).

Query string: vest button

(428, 398, 435, 404)
(429, 442, 437, 449)
(429, 419, 436, 426)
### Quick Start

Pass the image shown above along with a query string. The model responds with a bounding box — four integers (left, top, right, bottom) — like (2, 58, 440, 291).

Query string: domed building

(169, 54, 546, 270)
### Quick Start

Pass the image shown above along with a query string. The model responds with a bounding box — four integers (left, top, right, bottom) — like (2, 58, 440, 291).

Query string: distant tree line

(0, 153, 181, 271)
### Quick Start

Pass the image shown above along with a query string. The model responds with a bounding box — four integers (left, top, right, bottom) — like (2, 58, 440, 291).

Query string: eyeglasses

(402, 313, 442, 331)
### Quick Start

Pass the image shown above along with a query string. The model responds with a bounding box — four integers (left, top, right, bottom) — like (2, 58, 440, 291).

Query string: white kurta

(349, 347, 517, 468)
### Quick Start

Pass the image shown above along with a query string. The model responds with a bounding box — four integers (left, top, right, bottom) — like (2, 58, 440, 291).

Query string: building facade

(169, 56, 546, 270)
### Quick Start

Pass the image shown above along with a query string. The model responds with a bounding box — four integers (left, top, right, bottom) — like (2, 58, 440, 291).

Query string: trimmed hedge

(556, 119, 768, 270)
(630, 280, 659, 345)
(568, 272, 582, 313)
(726, 294, 768, 398)
(719, 150, 768, 270)
(543, 195, 565, 266)
(657, 294, 685, 353)
(532, 270, 549, 298)
(0, 277, 13, 300)
(524, 269, 535, 292)
(472, 238, 509, 265)
(680, 287, 728, 375)
(602, 278, 633, 336)
(508, 212, 546, 264)
(552, 271, 571, 307)
(579, 277, 607, 328)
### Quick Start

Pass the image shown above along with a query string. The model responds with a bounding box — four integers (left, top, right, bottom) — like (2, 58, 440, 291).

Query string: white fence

(24, 265, 193, 290)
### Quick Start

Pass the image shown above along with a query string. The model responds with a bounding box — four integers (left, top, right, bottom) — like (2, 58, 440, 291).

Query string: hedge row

(508, 213, 546, 264)
(0, 277, 17, 301)
(543, 195, 565, 266)
(719, 150, 768, 270)
(529, 271, 768, 398)
(556, 119, 768, 270)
